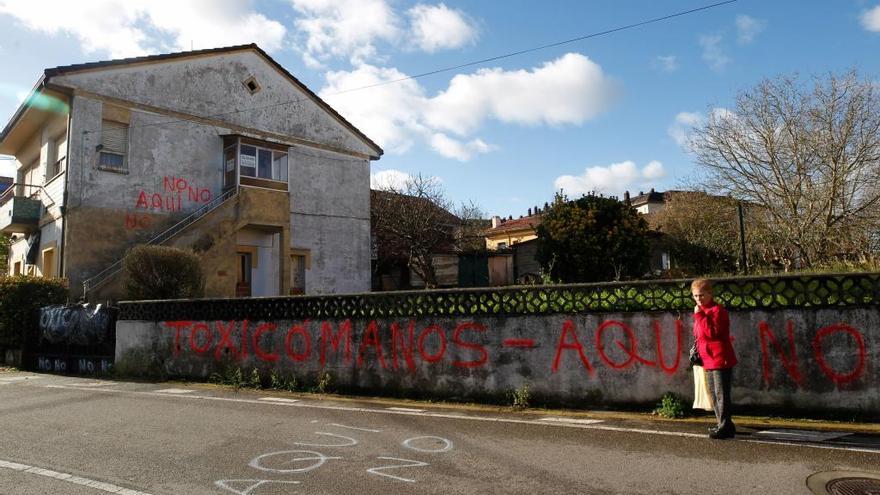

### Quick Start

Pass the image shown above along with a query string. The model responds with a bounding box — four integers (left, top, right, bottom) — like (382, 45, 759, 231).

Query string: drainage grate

(827, 477, 880, 495)
(807, 471, 880, 495)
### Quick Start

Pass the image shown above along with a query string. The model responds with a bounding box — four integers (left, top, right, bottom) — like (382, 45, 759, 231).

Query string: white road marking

(70, 381, 116, 387)
(293, 432, 358, 447)
(754, 429, 851, 442)
(215, 479, 300, 494)
(402, 436, 453, 453)
(32, 384, 879, 455)
(154, 388, 194, 394)
(0, 459, 152, 495)
(249, 450, 342, 473)
(366, 457, 428, 483)
(0, 376, 39, 382)
(257, 397, 299, 403)
(387, 407, 425, 413)
(328, 423, 382, 433)
(540, 417, 605, 425)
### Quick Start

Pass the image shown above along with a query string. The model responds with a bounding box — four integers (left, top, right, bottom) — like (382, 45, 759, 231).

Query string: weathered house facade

(0, 44, 381, 300)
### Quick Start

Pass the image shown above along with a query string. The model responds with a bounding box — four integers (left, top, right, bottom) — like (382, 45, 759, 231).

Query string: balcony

(0, 184, 43, 233)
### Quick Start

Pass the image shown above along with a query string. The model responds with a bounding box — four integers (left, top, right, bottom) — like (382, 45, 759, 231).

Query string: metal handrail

(0, 182, 56, 208)
(82, 186, 240, 295)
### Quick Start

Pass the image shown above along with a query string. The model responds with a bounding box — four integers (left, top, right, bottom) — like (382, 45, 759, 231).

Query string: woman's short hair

(691, 278, 713, 292)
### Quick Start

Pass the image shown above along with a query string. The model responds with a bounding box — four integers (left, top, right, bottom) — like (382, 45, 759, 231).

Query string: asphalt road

(1, 371, 878, 495)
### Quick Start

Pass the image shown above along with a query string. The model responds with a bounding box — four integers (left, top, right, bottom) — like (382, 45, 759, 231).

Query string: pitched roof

(4, 44, 383, 157)
(486, 214, 543, 235)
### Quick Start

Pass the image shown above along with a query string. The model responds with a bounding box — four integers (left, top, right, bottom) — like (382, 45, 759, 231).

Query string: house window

(243, 76, 261, 95)
(48, 133, 67, 179)
(498, 242, 508, 249)
(238, 143, 287, 182)
(98, 120, 128, 171)
(12, 261, 22, 275)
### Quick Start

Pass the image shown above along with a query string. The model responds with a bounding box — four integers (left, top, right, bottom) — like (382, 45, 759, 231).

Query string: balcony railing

(0, 183, 53, 234)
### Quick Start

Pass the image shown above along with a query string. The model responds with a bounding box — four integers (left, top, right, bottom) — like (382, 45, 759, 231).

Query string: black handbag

(689, 342, 703, 366)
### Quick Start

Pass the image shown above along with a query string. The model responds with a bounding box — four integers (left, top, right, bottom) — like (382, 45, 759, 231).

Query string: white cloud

(426, 53, 619, 135)
(0, 0, 286, 58)
(861, 5, 880, 32)
(321, 64, 428, 154)
(699, 34, 730, 71)
(554, 160, 667, 197)
(407, 3, 478, 52)
(652, 55, 679, 72)
(642, 160, 666, 180)
(430, 133, 493, 161)
(291, 0, 400, 66)
(735, 15, 766, 44)
(370, 168, 413, 190)
(322, 53, 617, 161)
(668, 111, 703, 147)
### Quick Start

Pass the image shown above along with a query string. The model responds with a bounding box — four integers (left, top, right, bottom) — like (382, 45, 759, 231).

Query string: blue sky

(1, 0, 879, 217)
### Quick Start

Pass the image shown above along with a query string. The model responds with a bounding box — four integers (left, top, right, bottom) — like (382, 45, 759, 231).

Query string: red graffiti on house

(125, 175, 213, 228)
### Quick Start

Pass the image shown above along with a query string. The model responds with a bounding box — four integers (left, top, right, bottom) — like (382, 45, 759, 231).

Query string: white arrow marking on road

(0, 459, 152, 495)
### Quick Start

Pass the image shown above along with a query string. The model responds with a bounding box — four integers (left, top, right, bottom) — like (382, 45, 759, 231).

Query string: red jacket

(693, 302, 737, 370)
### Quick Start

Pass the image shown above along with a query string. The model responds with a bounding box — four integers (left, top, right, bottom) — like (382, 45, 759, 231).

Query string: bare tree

(372, 174, 483, 288)
(690, 70, 880, 268)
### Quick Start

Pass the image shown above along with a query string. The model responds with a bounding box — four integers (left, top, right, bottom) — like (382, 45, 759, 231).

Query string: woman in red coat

(692, 278, 737, 439)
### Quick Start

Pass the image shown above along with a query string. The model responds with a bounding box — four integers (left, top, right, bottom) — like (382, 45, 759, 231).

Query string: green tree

(536, 193, 650, 283)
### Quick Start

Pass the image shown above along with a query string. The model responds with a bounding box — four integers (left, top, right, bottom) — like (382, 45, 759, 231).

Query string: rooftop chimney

(491, 216, 501, 228)
(527, 208, 532, 216)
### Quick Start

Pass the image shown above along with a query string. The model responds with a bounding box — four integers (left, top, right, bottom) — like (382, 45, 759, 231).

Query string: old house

(0, 44, 382, 300)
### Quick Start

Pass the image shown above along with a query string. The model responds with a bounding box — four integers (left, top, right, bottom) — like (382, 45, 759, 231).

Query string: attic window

(243, 76, 261, 95)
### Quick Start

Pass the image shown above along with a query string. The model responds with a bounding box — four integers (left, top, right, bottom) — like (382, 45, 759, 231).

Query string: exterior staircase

(81, 186, 240, 298)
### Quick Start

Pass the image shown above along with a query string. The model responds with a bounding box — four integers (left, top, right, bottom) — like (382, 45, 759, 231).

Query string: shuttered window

(98, 120, 128, 170)
(48, 134, 67, 178)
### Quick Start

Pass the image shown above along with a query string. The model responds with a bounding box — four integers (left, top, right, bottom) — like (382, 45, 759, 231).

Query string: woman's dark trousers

(706, 368, 735, 434)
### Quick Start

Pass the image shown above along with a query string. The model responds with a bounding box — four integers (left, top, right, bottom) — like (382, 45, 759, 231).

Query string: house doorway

(236, 252, 252, 297)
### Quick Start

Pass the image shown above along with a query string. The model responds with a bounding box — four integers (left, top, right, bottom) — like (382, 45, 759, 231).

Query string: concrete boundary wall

(116, 305, 878, 416)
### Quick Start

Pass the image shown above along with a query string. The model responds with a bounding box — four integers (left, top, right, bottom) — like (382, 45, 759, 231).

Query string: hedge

(0, 276, 68, 352)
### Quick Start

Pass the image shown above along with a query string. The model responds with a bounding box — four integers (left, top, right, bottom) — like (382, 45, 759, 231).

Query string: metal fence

(118, 272, 880, 322)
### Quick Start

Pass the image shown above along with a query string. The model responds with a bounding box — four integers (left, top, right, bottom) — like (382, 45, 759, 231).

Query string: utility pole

(738, 201, 748, 274)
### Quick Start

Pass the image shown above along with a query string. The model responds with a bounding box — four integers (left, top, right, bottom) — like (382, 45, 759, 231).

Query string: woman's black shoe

(708, 428, 735, 439)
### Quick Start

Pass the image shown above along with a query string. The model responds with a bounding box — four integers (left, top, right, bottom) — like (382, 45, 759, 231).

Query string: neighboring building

(484, 205, 545, 250)
(626, 188, 672, 214)
(370, 189, 460, 290)
(0, 44, 382, 300)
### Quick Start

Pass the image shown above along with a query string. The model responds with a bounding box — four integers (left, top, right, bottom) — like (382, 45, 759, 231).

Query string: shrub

(0, 276, 68, 351)
(507, 384, 531, 409)
(123, 245, 204, 300)
(312, 371, 334, 394)
(653, 392, 686, 419)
